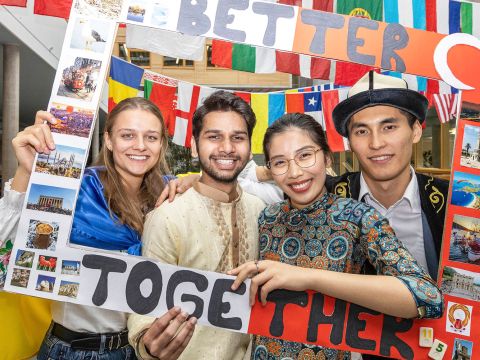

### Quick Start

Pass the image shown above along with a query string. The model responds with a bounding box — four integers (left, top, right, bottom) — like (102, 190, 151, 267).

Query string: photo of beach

(451, 171, 480, 210)
(449, 214, 480, 266)
(460, 124, 480, 170)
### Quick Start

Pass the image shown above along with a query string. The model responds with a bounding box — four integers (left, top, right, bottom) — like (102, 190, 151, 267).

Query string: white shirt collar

(359, 166, 420, 211)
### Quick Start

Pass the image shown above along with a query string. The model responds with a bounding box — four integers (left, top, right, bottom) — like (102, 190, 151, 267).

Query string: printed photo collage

(5, 4, 117, 301)
(437, 118, 480, 358)
(118, 0, 187, 34)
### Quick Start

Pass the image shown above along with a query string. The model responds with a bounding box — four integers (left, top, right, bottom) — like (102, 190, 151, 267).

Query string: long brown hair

(95, 97, 170, 233)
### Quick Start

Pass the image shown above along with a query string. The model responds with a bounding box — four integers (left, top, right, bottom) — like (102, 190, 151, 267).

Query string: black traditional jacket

(325, 171, 449, 265)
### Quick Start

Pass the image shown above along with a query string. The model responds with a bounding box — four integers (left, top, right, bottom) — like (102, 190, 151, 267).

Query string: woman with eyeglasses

(229, 113, 443, 360)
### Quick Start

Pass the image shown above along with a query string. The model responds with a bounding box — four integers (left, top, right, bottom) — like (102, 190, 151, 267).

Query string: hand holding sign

(229, 260, 312, 306)
(137, 307, 197, 360)
(11, 111, 57, 192)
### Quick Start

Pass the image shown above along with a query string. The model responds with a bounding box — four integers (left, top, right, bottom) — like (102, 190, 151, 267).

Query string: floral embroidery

(0, 239, 13, 288)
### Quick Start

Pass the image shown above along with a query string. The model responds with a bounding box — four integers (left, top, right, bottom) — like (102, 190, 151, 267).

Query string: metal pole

(2, 44, 20, 191)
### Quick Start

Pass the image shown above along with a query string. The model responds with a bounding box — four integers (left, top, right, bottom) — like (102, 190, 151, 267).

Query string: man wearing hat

(326, 70, 448, 282)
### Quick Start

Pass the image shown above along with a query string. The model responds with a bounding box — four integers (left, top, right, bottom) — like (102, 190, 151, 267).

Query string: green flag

(336, 0, 383, 21)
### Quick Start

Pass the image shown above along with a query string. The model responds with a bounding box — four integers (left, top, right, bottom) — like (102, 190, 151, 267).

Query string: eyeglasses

(266, 148, 321, 175)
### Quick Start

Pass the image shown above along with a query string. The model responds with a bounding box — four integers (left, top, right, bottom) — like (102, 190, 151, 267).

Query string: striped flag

(174, 82, 216, 147)
(382, 71, 427, 92)
(433, 93, 459, 123)
(251, 93, 286, 154)
(276, 51, 330, 79)
(321, 88, 350, 152)
(426, 0, 480, 36)
(286, 92, 324, 127)
(108, 56, 144, 112)
(384, 0, 426, 30)
(211, 0, 333, 80)
(211, 40, 276, 74)
(458, 1, 480, 37)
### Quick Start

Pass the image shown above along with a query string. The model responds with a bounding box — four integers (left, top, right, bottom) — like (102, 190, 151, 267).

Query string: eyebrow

(350, 117, 398, 131)
(203, 129, 248, 135)
(116, 128, 160, 134)
(269, 145, 316, 160)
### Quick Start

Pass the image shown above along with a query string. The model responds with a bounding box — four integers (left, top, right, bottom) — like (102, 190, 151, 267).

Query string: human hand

(228, 260, 311, 306)
(142, 307, 196, 359)
(12, 111, 57, 174)
(156, 174, 200, 206)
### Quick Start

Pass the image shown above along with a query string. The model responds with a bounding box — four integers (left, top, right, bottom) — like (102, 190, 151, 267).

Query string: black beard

(198, 156, 246, 184)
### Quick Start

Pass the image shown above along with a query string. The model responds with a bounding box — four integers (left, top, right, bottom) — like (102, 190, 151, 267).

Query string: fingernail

(173, 306, 180, 312)
(190, 317, 197, 325)
(182, 311, 189, 318)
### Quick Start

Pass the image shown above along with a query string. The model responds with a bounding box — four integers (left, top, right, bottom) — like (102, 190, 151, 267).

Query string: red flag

(276, 51, 300, 75)
(145, 80, 177, 137)
(233, 91, 251, 104)
(278, 0, 333, 12)
(34, 0, 72, 19)
(433, 94, 459, 124)
(425, 78, 440, 106)
(334, 61, 377, 86)
(425, 0, 437, 32)
(321, 89, 350, 152)
(211, 40, 233, 69)
(0, 0, 27, 6)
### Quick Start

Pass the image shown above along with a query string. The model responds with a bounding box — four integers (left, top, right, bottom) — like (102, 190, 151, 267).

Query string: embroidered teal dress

(252, 192, 443, 360)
